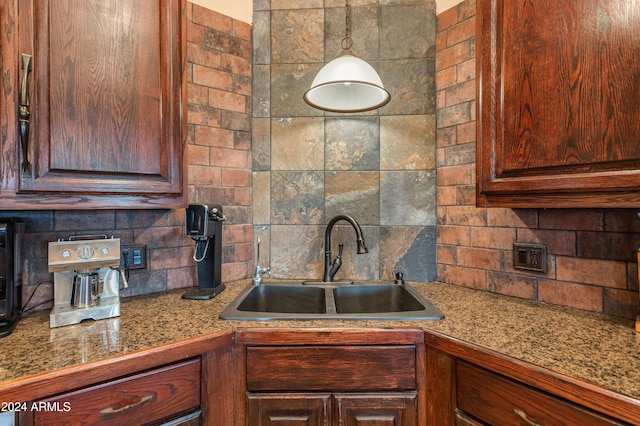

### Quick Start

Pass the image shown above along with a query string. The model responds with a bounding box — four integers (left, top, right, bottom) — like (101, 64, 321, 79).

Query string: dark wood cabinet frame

(477, 0, 640, 208)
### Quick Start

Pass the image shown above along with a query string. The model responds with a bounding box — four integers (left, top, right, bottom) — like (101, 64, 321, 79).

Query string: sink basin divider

(324, 287, 337, 315)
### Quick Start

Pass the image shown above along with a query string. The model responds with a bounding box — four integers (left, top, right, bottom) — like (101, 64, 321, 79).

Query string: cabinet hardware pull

(337, 398, 343, 426)
(513, 408, 541, 426)
(99, 395, 153, 415)
(19, 53, 32, 177)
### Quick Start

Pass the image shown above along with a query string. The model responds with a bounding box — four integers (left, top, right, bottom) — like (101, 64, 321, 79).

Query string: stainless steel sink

(333, 285, 427, 313)
(235, 285, 326, 314)
(219, 281, 444, 321)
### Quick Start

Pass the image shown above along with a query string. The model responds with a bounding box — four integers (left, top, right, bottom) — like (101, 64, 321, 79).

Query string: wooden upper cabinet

(0, 0, 186, 209)
(476, 0, 640, 207)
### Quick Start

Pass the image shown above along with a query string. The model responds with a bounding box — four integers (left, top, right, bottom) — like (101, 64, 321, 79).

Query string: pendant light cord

(302, 0, 391, 112)
(341, 0, 353, 50)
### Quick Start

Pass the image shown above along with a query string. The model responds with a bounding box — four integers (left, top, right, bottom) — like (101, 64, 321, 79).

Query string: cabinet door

(12, 0, 185, 207)
(334, 393, 417, 426)
(477, 0, 640, 207)
(247, 393, 332, 426)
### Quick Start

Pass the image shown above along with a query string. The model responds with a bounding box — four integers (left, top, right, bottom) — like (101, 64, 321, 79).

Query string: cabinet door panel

(247, 393, 331, 426)
(18, 0, 184, 196)
(334, 393, 417, 426)
(477, 0, 640, 207)
(47, 1, 162, 176)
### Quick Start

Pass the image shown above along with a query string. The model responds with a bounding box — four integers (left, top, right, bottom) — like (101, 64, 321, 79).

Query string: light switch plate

(120, 244, 147, 270)
(513, 243, 547, 273)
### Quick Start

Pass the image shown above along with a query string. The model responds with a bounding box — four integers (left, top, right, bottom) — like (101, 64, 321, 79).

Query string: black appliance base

(182, 285, 226, 300)
(0, 317, 19, 339)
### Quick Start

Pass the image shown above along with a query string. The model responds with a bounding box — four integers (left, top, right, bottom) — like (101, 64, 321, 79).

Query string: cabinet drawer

(34, 358, 201, 425)
(247, 345, 416, 392)
(456, 361, 624, 425)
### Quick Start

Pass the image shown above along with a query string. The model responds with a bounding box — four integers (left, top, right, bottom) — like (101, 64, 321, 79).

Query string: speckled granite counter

(1, 280, 639, 401)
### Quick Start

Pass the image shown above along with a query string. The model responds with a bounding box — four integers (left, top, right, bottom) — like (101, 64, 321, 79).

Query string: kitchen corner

(2, 0, 640, 423)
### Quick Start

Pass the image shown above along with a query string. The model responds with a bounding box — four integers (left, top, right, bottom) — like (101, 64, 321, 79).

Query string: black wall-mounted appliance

(183, 204, 225, 300)
(0, 218, 24, 338)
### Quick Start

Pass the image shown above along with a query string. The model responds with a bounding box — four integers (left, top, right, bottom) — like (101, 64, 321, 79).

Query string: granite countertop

(1, 280, 639, 401)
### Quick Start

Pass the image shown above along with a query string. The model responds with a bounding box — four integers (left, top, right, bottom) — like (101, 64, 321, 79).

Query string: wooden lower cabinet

(26, 359, 202, 426)
(456, 362, 627, 426)
(242, 340, 421, 426)
(246, 392, 417, 426)
(425, 339, 636, 426)
(8, 329, 639, 426)
(6, 333, 235, 426)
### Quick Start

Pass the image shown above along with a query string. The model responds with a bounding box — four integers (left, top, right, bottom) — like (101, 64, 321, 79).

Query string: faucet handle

(253, 265, 270, 286)
(253, 237, 270, 285)
(329, 244, 344, 280)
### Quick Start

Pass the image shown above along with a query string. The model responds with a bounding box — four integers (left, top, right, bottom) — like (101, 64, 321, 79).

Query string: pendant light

(303, 0, 390, 113)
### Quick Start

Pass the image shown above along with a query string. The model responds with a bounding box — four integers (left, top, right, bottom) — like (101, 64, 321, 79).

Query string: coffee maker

(0, 218, 24, 338)
(48, 236, 121, 328)
(183, 204, 226, 300)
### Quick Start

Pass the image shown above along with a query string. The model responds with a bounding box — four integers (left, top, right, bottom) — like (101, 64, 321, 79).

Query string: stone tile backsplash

(271, 171, 325, 225)
(325, 118, 380, 171)
(252, 0, 438, 282)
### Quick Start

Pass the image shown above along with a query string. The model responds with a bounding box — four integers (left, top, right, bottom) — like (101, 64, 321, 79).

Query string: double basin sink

(219, 281, 444, 321)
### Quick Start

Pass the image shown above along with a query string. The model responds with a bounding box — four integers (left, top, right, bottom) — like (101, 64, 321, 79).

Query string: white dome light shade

(304, 51, 391, 113)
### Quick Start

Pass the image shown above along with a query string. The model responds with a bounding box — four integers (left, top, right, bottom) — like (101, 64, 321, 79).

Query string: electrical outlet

(513, 243, 547, 273)
(120, 244, 147, 270)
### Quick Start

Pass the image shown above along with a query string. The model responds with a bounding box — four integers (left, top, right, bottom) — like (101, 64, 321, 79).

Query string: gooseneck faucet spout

(323, 215, 368, 282)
